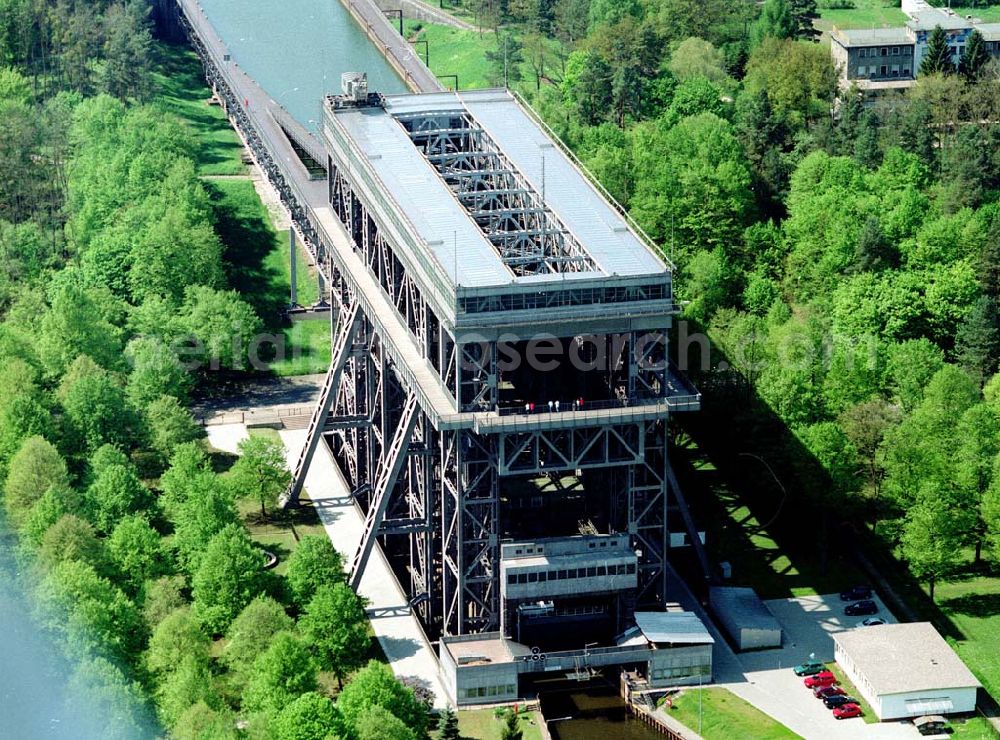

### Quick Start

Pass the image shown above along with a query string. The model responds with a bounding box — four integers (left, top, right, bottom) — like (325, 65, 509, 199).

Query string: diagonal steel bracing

(280, 302, 360, 508)
(349, 393, 420, 589)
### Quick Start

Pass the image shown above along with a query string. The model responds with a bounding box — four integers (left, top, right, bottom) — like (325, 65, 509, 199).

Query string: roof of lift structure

(326, 88, 669, 290)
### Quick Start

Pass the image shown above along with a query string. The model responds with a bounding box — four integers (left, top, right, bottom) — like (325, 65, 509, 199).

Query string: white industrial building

(832, 622, 981, 721)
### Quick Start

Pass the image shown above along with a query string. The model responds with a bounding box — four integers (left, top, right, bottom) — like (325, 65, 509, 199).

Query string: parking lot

(721, 593, 922, 740)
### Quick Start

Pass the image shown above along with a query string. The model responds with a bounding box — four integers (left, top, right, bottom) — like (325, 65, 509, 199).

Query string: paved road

(192, 374, 324, 417)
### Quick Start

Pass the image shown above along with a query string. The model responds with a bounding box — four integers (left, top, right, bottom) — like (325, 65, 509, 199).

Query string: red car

(833, 703, 863, 719)
(814, 685, 845, 699)
(803, 671, 836, 688)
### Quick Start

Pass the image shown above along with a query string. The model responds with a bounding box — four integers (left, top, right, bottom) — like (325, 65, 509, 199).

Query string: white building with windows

(830, 0, 1000, 91)
(832, 622, 981, 720)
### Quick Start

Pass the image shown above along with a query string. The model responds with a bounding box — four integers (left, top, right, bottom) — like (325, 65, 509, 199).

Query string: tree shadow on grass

(205, 181, 288, 328)
(152, 42, 246, 174)
(939, 592, 1000, 619)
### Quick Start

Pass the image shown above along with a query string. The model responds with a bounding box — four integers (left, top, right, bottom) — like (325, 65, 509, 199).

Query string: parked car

(793, 661, 826, 676)
(824, 695, 859, 709)
(844, 600, 878, 616)
(840, 585, 873, 601)
(803, 671, 837, 689)
(814, 685, 845, 699)
(833, 703, 863, 719)
(857, 617, 886, 627)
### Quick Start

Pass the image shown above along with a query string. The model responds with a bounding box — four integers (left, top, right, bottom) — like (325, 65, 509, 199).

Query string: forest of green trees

(3, 0, 1000, 735)
(0, 1, 433, 737)
(452, 0, 1000, 598)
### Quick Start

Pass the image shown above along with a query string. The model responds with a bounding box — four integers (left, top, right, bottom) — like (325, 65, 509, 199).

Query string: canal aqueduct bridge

(174, 0, 704, 642)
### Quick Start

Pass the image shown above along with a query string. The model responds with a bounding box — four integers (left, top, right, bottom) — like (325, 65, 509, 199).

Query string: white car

(857, 617, 886, 627)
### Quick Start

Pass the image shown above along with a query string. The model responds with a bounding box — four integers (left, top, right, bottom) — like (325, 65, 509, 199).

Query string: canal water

(0, 517, 157, 738)
(539, 681, 665, 740)
(197, 0, 408, 130)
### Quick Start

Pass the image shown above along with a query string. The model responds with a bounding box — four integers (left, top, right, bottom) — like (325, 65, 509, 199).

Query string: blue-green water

(0, 526, 157, 739)
(198, 0, 407, 129)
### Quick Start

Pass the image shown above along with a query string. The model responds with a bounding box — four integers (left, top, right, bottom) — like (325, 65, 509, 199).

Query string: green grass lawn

(402, 20, 562, 92)
(456, 708, 544, 740)
(815, 0, 908, 32)
(666, 687, 800, 740)
(933, 572, 1000, 703)
(950, 716, 1000, 739)
(151, 42, 246, 176)
(404, 20, 497, 89)
(270, 320, 331, 377)
(204, 178, 331, 376)
(816, 0, 1000, 32)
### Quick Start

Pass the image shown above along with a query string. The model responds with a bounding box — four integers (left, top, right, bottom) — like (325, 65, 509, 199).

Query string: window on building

(597, 565, 607, 576)
(857, 66, 866, 76)
(528, 572, 537, 583)
(892, 65, 899, 76)
(880, 65, 888, 76)
(558, 569, 568, 579)
(538, 572, 547, 582)
(880, 47, 888, 56)
(892, 46, 900, 55)
(586, 566, 597, 577)
(507, 574, 516, 585)
(904, 46, 912, 55)
(859, 48, 867, 57)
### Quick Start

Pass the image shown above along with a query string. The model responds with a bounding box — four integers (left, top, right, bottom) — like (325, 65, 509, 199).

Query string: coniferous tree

(958, 29, 989, 82)
(920, 26, 955, 76)
(438, 707, 460, 740)
(501, 710, 523, 740)
(789, 0, 820, 41)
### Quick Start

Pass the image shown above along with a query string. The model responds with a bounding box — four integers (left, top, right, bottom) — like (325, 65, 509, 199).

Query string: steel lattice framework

(173, 2, 703, 639)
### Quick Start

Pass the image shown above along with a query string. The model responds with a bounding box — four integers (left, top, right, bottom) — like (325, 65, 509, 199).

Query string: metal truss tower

(274, 84, 701, 639)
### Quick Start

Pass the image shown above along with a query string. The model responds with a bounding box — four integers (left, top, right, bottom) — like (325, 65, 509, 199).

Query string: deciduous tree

(4, 435, 69, 527)
(192, 524, 267, 633)
(337, 660, 428, 737)
(221, 595, 294, 686)
(145, 394, 201, 462)
(241, 631, 317, 716)
(146, 607, 211, 678)
(228, 435, 290, 521)
(85, 459, 149, 534)
(301, 583, 370, 687)
(272, 692, 343, 740)
(285, 534, 346, 608)
(108, 514, 168, 592)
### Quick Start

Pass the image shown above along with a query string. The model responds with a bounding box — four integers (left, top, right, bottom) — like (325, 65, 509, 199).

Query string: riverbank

(152, 41, 331, 377)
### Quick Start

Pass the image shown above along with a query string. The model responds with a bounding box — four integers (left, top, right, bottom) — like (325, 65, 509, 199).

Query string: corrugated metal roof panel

(634, 611, 715, 645)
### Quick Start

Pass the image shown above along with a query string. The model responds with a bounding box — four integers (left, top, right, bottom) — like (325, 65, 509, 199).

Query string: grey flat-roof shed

(709, 586, 782, 651)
